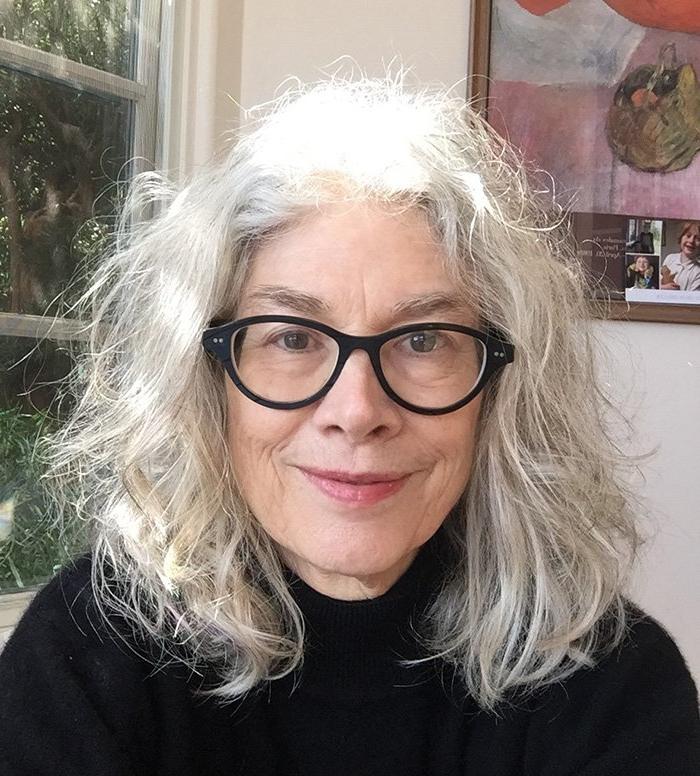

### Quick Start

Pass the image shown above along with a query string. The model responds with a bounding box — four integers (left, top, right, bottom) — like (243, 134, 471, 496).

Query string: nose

(312, 348, 404, 441)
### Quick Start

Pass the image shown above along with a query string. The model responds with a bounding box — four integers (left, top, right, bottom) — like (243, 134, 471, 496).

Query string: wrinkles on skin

(226, 203, 481, 601)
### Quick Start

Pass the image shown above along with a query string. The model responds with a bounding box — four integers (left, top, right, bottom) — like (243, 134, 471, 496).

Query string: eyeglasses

(202, 315, 514, 415)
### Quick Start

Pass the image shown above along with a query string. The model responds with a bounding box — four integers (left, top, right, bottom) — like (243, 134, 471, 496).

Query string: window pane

(0, 65, 131, 315)
(0, 0, 137, 79)
(0, 334, 83, 592)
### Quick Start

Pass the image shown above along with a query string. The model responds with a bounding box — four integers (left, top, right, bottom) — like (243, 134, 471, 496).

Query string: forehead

(238, 203, 474, 325)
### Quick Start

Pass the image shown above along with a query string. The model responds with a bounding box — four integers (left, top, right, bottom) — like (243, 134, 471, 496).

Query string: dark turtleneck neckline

(279, 536, 444, 704)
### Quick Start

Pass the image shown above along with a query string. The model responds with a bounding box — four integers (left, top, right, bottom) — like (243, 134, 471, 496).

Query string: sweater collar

(282, 536, 444, 702)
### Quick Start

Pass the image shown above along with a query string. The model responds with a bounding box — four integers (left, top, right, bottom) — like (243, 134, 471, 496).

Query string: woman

(660, 221, 700, 291)
(1, 76, 698, 775)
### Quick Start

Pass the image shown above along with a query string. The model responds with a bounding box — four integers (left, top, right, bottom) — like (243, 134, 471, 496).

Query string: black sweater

(0, 551, 699, 776)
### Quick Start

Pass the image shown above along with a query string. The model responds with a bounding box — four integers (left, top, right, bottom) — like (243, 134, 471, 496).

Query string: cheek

(419, 400, 481, 495)
(225, 383, 298, 500)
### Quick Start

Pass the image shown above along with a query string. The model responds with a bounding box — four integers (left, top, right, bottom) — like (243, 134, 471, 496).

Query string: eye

(281, 331, 310, 350)
(265, 327, 327, 354)
(407, 331, 440, 353)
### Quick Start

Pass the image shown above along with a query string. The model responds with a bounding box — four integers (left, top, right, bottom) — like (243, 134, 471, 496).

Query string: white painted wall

(595, 321, 700, 679)
(238, 0, 471, 110)
(192, 0, 700, 680)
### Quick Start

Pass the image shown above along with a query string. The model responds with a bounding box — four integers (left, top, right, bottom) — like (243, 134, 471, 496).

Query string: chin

(289, 522, 422, 582)
(320, 550, 401, 579)
(308, 542, 396, 576)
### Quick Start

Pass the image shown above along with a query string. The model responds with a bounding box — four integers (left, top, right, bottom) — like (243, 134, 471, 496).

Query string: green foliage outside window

(0, 0, 132, 315)
(0, 405, 86, 592)
(0, 0, 135, 591)
(0, 0, 133, 77)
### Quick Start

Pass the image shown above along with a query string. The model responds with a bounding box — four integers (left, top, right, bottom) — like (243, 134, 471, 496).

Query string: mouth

(297, 467, 410, 506)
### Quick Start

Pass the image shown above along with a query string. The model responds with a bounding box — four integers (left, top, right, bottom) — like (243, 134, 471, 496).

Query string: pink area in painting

(489, 26, 700, 220)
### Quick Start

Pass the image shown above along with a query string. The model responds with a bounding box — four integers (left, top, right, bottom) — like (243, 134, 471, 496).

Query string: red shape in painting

(514, 1, 568, 13)
(515, 0, 700, 34)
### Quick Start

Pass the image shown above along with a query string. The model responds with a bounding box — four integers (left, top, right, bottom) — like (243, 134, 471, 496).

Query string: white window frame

(0, 0, 166, 635)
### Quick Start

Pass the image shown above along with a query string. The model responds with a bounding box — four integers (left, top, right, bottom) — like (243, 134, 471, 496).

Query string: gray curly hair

(43, 71, 639, 711)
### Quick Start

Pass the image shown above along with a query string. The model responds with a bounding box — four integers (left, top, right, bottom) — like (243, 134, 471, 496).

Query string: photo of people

(627, 218, 662, 255)
(625, 217, 700, 303)
(660, 221, 700, 291)
(625, 254, 658, 289)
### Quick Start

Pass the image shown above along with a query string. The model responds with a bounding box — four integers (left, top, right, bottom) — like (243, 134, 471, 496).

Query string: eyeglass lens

(232, 321, 486, 410)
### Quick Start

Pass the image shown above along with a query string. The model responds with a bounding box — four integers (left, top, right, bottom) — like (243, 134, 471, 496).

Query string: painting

(472, 0, 700, 323)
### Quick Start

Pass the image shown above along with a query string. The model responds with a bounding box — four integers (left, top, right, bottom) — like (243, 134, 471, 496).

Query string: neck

(282, 548, 420, 601)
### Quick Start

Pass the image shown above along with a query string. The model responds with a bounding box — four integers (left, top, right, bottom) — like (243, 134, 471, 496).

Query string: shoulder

(522, 605, 700, 774)
(5, 555, 103, 650)
(592, 605, 694, 679)
(21, 553, 93, 621)
(0, 554, 149, 682)
(0, 556, 211, 774)
(549, 605, 697, 718)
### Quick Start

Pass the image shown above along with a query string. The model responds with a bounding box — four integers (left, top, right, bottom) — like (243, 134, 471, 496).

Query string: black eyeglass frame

(202, 315, 515, 416)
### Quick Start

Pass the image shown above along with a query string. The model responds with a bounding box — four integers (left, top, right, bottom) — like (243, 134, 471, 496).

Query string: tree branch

(0, 116, 25, 312)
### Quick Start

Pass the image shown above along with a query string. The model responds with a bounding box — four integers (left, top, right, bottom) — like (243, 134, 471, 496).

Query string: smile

(298, 467, 410, 506)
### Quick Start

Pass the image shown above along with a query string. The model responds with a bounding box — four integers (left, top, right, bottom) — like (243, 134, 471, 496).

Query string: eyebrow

(244, 286, 332, 316)
(390, 292, 472, 320)
(242, 285, 471, 323)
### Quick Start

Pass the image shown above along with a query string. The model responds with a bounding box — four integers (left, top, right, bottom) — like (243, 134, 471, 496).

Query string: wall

(239, 0, 470, 110)
(206, 0, 699, 680)
(595, 321, 700, 678)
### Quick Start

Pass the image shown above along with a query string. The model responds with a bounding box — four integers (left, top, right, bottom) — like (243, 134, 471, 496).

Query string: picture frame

(470, 0, 700, 325)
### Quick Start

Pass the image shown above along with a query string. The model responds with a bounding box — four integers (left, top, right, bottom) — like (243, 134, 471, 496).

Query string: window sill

(0, 589, 36, 647)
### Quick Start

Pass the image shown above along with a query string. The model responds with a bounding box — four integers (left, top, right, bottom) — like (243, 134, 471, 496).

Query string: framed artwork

(471, 0, 700, 324)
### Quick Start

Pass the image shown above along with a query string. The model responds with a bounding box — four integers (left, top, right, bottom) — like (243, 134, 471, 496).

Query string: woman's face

(226, 203, 482, 599)
(635, 256, 649, 271)
(680, 226, 700, 257)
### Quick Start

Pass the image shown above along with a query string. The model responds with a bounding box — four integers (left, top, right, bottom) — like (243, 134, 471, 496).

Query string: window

(0, 0, 162, 631)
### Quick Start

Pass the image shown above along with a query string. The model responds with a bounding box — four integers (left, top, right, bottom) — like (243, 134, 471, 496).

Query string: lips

(302, 468, 406, 484)
(298, 467, 410, 506)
